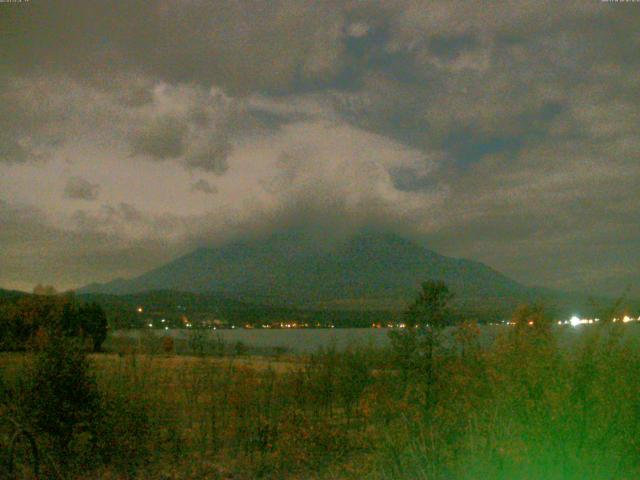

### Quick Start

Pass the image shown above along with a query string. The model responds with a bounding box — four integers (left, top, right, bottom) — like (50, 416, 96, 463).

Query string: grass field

(2, 319, 640, 479)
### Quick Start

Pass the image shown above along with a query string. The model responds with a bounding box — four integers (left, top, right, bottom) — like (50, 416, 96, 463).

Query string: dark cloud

(428, 33, 480, 61)
(191, 179, 218, 195)
(64, 176, 100, 201)
(130, 115, 187, 160)
(116, 80, 154, 108)
(0, 132, 31, 164)
(0, 0, 638, 294)
(0, 76, 68, 164)
(0, 0, 351, 95)
(184, 136, 231, 174)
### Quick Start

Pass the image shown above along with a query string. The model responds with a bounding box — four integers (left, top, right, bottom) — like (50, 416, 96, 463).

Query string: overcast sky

(1, 0, 638, 295)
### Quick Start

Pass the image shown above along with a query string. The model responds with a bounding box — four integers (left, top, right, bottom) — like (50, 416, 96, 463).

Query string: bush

(21, 337, 100, 469)
(78, 302, 108, 352)
(0, 295, 108, 352)
(162, 335, 175, 355)
(234, 340, 248, 356)
(13, 335, 155, 477)
(187, 328, 206, 356)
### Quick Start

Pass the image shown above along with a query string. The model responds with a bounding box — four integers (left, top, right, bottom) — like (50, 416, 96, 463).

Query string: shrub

(78, 302, 108, 352)
(21, 336, 101, 470)
(234, 340, 248, 356)
(187, 328, 206, 356)
(162, 335, 175, 355)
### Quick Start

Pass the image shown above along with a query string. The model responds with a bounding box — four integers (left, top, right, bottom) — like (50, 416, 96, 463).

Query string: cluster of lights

(147, 322, 169, 330)
(558, 315, 640, 327)
(614, 315, 639, 324)
(389, 323, 424, 329)
(558, 316, 600, 327)
(277, 322, 312, 329)
(137, 310, 639, 331)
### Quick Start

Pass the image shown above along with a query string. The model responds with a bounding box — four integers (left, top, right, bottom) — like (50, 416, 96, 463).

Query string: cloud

(0, 76, 71, 164)
(130, 115, 187, 160)
(0, 0, 353, 94)
(126, 82, 313, 174)
(184, 134, 231, 174)
(69, 202, 188, 241)
(0, 132, 32, 164)
(191, 179, 217, 195)
(0, 0, 639, 294)
(0, 201, 185, 291)
(64, 176, 100, 200)
(347, 22, 371, 38)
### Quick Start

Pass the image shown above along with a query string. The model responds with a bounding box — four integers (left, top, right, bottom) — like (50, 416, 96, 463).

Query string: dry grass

(3, 321, 640, 479)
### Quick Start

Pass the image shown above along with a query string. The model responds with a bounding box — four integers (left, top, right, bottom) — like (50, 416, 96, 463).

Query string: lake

(112, 323, 640, 353)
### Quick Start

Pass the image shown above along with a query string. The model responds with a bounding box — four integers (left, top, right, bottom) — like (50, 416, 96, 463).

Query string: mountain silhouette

(80, 231, 541, 314)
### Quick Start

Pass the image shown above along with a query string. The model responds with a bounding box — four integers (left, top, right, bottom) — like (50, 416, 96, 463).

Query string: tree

(389, 280, 454, 385)
(78, 303, 108, 352)
(60, 300, 81, 337)
(404, 280, 454, 330)
(589, 289, 630, 324)
(23, 336, 100, 464)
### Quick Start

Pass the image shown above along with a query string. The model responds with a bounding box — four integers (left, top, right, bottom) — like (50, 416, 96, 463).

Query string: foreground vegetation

(1, 284, 640, 479)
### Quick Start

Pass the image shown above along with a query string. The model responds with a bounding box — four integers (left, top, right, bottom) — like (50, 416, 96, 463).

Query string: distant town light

(570, 316, 581, 327)
(137, 307, 143, 313)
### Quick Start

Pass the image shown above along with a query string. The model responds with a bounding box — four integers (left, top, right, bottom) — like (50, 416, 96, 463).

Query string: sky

(0, 0, 639, 295)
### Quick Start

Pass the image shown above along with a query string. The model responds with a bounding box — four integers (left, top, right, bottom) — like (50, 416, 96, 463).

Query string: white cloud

(347, 22, 371, 38)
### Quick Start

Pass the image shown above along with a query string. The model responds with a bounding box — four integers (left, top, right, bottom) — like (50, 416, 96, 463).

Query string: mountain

(80, 231, 548, 316)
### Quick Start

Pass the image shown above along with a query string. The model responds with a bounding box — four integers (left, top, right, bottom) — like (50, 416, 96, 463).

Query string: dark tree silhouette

(390, 280, 455, 385)
(405, 280, 454, 330)
(78, 303, 108, 352)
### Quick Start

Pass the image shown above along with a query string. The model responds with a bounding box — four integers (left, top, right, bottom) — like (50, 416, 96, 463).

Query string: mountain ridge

(79, 231, 538, 313)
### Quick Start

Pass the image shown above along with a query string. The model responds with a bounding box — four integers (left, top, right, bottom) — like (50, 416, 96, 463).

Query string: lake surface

(112, 323, 640, 353)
